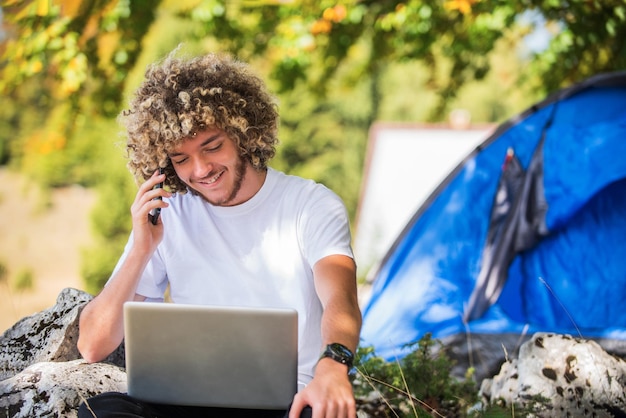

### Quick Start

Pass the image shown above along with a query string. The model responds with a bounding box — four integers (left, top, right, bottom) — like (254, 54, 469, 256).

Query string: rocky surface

(1, 288, 124, 381)
(2, 288, 626, 417)
(0, 359, 126, 418)
(480, 332, 626, 416)
(1, 288, 125, 417)
(1, 287, 90, 381)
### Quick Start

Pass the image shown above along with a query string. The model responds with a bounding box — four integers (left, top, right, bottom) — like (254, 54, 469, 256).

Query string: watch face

(330, 343, 354, 359)
(321, 343, 354, 370)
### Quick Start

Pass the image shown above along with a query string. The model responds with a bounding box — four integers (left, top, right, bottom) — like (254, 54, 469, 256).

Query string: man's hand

(130, 169, 170, 253)
(289, 358, 356, 418)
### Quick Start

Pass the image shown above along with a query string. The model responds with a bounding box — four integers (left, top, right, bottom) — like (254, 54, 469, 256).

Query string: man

(76, 50, 362, 418)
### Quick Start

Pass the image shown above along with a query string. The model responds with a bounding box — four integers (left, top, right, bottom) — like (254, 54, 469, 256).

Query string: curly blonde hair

(119, 51, 279, 193)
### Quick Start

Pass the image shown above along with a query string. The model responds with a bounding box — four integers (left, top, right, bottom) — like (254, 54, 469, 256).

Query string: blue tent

(360, 72, 626, 378)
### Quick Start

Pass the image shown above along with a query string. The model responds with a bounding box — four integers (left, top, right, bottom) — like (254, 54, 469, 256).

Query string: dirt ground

(0, 169, 96, 333)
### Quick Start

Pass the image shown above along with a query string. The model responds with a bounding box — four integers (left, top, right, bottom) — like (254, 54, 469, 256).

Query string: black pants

(78, 392, 312, 418)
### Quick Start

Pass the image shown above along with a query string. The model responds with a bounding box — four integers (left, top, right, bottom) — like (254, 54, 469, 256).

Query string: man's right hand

(130, 170, 170, 254)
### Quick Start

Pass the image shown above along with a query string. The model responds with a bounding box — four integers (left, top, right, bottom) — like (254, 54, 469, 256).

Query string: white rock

(0, 359, 126, 418)
(480, 333, 626, 416)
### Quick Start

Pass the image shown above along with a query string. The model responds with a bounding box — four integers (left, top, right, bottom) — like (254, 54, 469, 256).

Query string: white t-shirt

(113, 168, 354, 388)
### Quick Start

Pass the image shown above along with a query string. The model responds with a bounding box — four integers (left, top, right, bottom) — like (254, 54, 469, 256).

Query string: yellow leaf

(311, 19, 332, 35)
(36, 0, 50, 16)
(56, 0, 83, 18)
(444, 0, 478, 15)
(31, 60, 43, 74)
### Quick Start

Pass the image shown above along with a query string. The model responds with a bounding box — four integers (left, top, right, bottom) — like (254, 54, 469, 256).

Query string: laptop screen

(124, 301, 298, 409)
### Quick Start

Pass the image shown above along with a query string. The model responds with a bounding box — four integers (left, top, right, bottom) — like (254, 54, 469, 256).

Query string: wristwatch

(319, 343, 354, 369)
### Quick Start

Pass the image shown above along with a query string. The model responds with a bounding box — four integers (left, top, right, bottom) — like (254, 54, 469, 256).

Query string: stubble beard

(196, 157, 247, 207)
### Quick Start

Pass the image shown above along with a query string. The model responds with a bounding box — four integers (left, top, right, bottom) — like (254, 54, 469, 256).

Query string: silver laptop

(123, 301, 298, 409)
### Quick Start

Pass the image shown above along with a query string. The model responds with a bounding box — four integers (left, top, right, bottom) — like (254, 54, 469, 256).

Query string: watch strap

(319, 343, 354, 369)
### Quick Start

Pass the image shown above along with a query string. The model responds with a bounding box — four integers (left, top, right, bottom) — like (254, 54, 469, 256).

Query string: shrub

(14, 268, 34, 291)
(353, 334, 479, 417)
(0, 261, 7, 283)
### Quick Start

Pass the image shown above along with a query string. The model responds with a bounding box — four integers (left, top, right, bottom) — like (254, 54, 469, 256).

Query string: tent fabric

(360, 72, 626, 362)
(465, 135, 549, 322)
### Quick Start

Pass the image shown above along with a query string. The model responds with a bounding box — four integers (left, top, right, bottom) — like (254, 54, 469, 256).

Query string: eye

(172, 157, 188, 165)
(204, 142, 223, 153)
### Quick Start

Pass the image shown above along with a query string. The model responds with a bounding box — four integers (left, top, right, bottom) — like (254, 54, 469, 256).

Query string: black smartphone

(148, 168, 164, 225)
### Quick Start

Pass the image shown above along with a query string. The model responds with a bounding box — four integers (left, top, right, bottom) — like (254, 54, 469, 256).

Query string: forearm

(320, 295, 362, 354)
(79, 171, 168, 362)
(313, 254, 362, 354)
(77, 247, 151, 362)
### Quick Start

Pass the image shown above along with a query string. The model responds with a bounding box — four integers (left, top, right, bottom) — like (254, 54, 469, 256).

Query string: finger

(145, 171, 166, 192)
(144, 175, 170, 203)
(133, 173, 163, 206)
(322, 404, 336, 418)
(337, 402, 350, 418)
(132, 185, 168, 225)
(146, 186, 169, 203)
(289, 395, 305, 418)
(346, 400, 356, 418)
(311, 403, 325, 418)
(348, 397, 357, 418)
(146, 198, 168, 218)
(335, 395, 355, 418)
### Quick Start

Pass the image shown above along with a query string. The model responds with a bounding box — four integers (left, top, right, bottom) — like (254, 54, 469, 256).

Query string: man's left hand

(289, 358, 356, 418)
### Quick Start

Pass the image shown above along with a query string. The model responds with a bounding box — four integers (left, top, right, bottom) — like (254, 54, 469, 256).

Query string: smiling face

(168, 128, 267, 206)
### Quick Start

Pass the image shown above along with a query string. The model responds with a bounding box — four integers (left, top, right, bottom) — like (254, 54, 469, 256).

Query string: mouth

(203, 172, 223, 184)
(193, 171, 224, 187)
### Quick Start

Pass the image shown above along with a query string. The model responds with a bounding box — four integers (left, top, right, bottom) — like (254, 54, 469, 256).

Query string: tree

(0, 0, 159, 186)
(180, 0, 626, 119)
(2, 0, 625, 291)
(1, 0, 159, 115)
(4, 1, 624, 134)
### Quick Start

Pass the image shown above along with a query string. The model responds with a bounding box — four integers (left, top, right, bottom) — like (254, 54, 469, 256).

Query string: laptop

(123, 301, 298, 409)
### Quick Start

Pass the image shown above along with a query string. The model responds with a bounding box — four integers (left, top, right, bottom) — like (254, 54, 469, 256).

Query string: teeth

(205, 173, 221, 184)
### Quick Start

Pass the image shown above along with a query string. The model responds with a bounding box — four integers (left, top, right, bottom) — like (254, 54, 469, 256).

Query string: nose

(191, 155, 212, 179)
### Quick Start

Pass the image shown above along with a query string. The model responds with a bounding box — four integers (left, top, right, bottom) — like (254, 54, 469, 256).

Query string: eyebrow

(168, 133, 222, 158)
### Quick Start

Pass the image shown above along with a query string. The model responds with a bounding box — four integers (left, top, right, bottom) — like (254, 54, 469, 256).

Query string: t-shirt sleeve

(300, 185, 354, 266)
(107, 232, 169, 300)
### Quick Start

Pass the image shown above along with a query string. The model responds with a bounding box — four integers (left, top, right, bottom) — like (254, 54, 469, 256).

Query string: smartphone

(148, 168, 164, 225)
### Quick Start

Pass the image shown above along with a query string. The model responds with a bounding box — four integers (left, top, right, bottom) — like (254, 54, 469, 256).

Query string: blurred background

(1, 0, 624, 331)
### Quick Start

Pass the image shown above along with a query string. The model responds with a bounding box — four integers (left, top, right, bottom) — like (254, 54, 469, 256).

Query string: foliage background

(1, 0, 625, 292)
